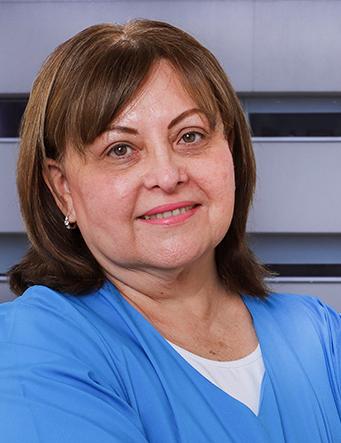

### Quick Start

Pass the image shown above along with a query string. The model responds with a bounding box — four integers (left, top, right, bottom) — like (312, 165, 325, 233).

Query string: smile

(141, 205, 195, 220)
(138, 203, 200, 225)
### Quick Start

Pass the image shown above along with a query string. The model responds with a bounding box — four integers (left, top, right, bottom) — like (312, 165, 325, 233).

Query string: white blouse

(166, 341, 265, 415)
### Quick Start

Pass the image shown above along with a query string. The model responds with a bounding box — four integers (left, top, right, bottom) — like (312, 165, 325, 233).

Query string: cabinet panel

(0, 140, 24, 232)
(0, 1, 254, 93)
(2, 1, 340, 93)
(247, 140, 341, 233)
(253, 1, 341, 92)
(268, 279, 341, 313)
(0, 279, 15, 303)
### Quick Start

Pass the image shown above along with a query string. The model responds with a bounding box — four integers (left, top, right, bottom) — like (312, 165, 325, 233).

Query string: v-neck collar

(102, 282, 270, 418)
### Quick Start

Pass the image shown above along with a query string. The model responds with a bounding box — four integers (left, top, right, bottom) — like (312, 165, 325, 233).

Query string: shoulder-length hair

(9, 19, 270, 297)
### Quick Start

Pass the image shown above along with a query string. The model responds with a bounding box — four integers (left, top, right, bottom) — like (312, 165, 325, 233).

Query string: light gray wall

(1, 0, 341, 93)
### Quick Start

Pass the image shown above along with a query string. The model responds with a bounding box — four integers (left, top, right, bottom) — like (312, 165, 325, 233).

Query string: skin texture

(46, 60, 258, 360)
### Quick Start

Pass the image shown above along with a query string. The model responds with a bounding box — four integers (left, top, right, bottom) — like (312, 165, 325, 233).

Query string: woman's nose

(142, 150, 188, 193)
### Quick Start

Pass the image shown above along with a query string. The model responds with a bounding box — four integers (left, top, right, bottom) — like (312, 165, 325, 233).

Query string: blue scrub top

(0, 281, 340, 442)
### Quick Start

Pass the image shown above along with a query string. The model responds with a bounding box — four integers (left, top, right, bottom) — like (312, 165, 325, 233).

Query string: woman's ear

(43, 158, 76, 224)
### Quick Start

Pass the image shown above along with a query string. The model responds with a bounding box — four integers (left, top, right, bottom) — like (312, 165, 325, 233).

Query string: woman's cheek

(82, 172, 139, 223)
(197, 150, 234, 198)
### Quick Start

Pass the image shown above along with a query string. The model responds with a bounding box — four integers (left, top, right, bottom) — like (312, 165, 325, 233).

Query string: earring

(64, 215, 76, 230)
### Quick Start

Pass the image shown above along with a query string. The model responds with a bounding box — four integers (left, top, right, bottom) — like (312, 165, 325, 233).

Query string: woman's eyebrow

(107, 108, 211, 135)
(107, 125, 138, 135)
(167, 108, 210, 129)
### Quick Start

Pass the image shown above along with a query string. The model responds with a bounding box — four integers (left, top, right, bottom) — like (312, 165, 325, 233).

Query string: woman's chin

(135, 244, 213, 273)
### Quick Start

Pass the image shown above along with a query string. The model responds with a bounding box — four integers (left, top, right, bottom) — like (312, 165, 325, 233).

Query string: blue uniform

(0, 281, 340, 442)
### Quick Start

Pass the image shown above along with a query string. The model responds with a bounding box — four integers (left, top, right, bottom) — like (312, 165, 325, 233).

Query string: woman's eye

(108, 144, 133, 158)
(179, 131, 203, 144)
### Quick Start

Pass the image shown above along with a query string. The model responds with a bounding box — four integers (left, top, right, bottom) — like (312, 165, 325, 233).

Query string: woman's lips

(141, 201, 198, 216)
(138, 202, 200, 225)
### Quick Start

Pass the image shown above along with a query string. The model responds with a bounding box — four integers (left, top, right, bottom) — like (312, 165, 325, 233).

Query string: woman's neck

(106, 251, 237, 331)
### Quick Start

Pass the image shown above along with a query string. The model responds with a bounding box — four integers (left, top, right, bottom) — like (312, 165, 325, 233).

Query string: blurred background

(0, 0, 340, 309)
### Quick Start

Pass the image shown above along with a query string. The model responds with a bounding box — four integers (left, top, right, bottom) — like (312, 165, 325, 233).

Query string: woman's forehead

(105, 60, 217, 130)
(111, 62, 194, 119)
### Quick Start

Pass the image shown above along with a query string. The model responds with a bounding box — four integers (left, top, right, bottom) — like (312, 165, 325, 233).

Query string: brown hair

(9, 19, 270, 297)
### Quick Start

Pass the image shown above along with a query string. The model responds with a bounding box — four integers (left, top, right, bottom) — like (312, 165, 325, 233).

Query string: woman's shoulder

(0, 282, 121, 331)
(0, 284, 130, 378)
(244, 291, 340, 338)
(0, 284, 102, 340)
(264, 291, 339, 319)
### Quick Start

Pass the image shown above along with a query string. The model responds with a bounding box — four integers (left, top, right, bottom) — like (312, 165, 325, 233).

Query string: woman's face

(56, 60, 235, 276)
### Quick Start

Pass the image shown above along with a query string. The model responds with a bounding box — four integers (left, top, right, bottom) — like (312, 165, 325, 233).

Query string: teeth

(141, 205, 195, 220)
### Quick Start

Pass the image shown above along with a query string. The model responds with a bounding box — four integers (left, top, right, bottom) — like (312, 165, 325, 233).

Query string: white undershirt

(166, 340, 265, 415)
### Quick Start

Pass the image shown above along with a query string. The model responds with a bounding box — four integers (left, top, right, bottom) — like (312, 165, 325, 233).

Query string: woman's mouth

(140, 205, 195, 220)
(138, 203, 200, 225)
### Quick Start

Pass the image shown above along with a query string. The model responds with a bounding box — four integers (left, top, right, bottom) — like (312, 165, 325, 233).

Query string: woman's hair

(9, 19, 270, 297)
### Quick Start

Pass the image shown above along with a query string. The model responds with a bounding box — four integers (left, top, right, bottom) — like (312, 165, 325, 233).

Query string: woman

(0, 19, 340, 442)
